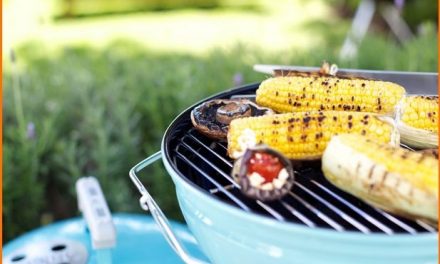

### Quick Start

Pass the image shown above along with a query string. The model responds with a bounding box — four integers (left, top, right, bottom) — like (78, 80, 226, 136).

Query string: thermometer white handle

(76, 177, 116, 250)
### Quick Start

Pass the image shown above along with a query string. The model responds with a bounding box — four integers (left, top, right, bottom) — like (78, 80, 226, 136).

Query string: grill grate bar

(289, 192, 344, 232)
(256, 200, 285, 221)
(186, 131, 233, 168)
(415, 220, 437, 233)
(230, 94, 256, 99)
(373, 209, 418, 234)
(311, 180, 394, 234)
(281, 201, 316, 228)
(174, 151, 251, 211)
(179, 140, 238, 187)
(215, 142, 228, 151)
(210, 184, 235, 194)
(295, 182, 370, 233)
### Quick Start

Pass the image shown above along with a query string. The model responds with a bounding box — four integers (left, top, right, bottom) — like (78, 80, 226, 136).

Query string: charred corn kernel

(227, 111, 394, 160)
(256, 75, 406, 114)
(322, 134, 438, 222)
(401, 95, 438, 132)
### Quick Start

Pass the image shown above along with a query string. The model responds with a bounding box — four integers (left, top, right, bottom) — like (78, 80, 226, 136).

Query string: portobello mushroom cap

(191, 99, 274, 139)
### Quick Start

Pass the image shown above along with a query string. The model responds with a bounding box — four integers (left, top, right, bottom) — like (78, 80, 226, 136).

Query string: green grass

(4, 0, 334, 55)
(3, 0, 438, 242)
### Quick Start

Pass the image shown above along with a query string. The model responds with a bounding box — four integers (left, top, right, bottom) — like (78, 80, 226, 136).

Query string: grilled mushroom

(191, 99, 274, 139)
(232, 145, 295, 201)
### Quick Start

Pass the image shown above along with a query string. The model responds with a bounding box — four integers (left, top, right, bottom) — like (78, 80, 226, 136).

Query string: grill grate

(167, 91, 437, 235)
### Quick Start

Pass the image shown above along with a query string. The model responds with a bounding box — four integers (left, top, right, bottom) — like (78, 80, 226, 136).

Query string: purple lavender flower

(233, 73, 243, 86)
(394, 0, 405, 10)
(26, 122, 36, 140)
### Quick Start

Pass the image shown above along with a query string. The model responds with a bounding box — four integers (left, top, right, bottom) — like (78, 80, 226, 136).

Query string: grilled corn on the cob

(256, 74, 406, 114)
(227, 111, 396, 160)
(322, 134, 438, 222)
(398, 95, 438, 148)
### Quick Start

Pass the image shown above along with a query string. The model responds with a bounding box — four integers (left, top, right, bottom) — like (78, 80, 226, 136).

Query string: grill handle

(129, 151, 209, 264)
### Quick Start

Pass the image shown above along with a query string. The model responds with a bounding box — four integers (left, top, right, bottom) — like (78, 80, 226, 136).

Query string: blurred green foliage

(50, 0, 261, 18)
(402, 0, 438, 30)
(3, 23, 437, 242)
(52, 0, 218, 18)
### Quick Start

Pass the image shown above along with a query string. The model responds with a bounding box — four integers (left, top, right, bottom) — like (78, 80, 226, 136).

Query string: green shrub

(51, 0, 221, 18)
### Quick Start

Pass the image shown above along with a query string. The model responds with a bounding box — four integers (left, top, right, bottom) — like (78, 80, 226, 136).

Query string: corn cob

(322, 134, 438, 222)
(401, 95, 438, 132)
(256, 74, 406, 114)
(227, 111, 396, 160)
(398, 95, 438, 148)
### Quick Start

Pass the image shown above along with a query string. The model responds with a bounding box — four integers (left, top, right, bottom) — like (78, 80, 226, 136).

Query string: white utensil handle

(76, 176, 116, 250)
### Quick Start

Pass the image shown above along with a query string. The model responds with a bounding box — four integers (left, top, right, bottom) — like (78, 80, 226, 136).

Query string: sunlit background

(3, 0, 438, 242)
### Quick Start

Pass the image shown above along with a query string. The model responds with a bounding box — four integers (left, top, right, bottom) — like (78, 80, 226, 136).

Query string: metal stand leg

(339, 0, 376, 60)
(339, 0, 414, 60)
